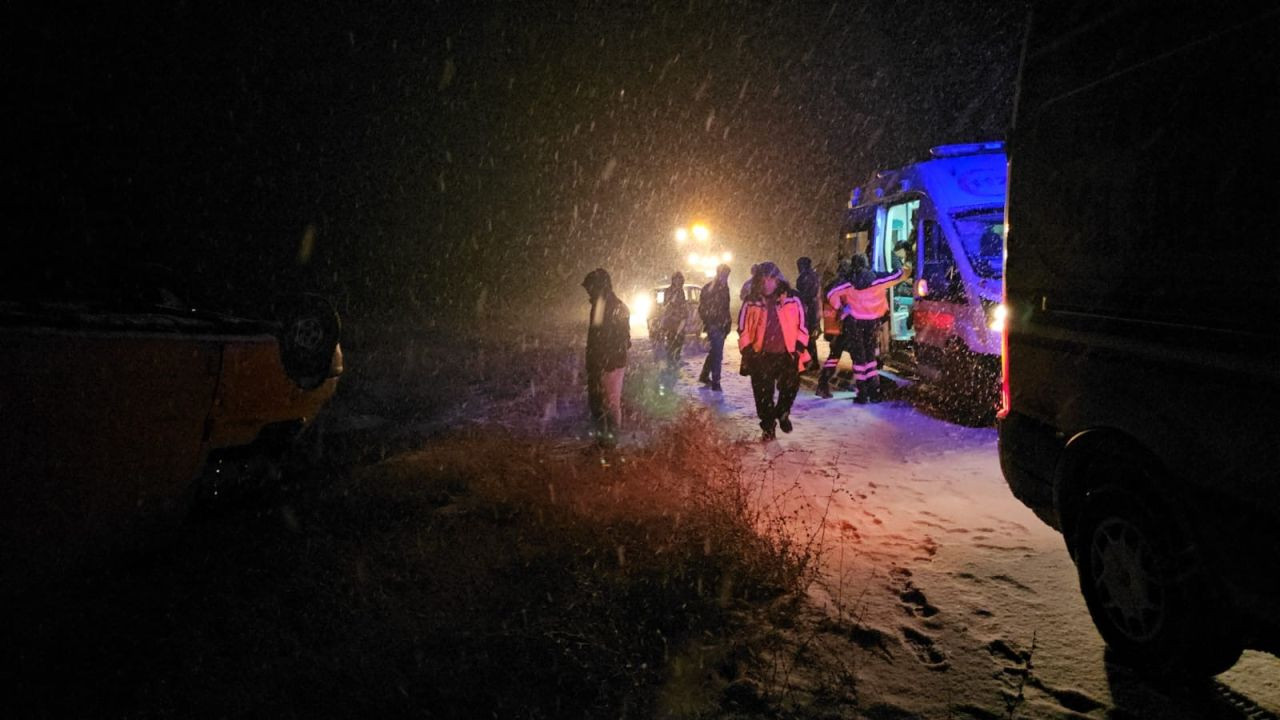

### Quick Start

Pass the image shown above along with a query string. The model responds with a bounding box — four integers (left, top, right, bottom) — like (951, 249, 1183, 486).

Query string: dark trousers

(817, 333, 850, 391)
(660, 331, 684, 387)
(699, 327, 727, 383)
(804, 328, 820, 370)
(849, 319, 881, 397)
(750, 352, 800, 429)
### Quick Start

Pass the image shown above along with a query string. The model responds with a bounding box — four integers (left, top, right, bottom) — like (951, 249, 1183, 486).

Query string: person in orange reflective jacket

(738, 261, 811, 440)
(826, 253, 910, 403)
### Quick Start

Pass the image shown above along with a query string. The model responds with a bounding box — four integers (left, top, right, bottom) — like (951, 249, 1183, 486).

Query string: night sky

(8, 1, 1026, 321)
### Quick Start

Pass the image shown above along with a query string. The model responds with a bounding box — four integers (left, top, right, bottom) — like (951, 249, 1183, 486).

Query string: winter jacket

(827, 268, 905, 322)
(660, 284, 688, 335)
(738, 294, 810, 371)
(820, 277, 845, 336)
(795, 267, 820, 332)
(586, 291, 631, 372)
(698, 279, 732, 333)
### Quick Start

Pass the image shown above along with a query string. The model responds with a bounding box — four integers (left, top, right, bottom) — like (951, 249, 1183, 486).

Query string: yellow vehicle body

(0, 306, 341, 589)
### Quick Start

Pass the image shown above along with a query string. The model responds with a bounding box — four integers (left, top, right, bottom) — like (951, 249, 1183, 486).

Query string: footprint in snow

(899, 585, 940, 618)
(900, 626, 948, 670)
(973, 543, 1036, 554)
(988, 574, 1034, 593)
(913, 519, 948, 531)
(985, 638, 1026, 665)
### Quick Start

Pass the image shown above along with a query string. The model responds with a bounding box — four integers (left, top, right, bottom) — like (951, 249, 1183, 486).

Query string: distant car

(0, 293, 343, 589)
(645, 283, 702, 341)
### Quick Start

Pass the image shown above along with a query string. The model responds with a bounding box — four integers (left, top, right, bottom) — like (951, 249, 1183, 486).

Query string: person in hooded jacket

(795, 256, 821, 373)
(697, 263, 732, 391)
(827, 253, 910, 403)
(738, 262, 810, 440)
(658, 271, 689, 389)
(582, 268, 631, 446)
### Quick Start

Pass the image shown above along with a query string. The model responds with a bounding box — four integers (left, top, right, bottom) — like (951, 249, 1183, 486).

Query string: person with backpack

(581, 268, 630, 446)
(827, 253, 911, 403)
(696, 263, 731, 392)
(738, 262, 810, 440)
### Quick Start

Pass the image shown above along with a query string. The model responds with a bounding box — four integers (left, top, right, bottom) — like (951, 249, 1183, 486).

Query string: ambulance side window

(921, 220, 963, 302)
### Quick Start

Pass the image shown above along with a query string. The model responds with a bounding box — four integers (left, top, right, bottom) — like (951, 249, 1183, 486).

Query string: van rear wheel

(1074, 482, 1242, 677)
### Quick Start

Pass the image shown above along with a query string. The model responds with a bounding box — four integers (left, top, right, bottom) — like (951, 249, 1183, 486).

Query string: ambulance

(840, 142, 1006, 412)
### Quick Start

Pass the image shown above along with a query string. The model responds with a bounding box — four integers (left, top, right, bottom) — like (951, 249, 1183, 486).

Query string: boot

(759, 419, 776, 441)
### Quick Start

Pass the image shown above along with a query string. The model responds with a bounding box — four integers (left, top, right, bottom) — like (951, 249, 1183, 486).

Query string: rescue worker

(827, 253, 910, 403)
(582, 268, 630, 446)
(738, 262, 810, 440)
(795, 256, 821, 373)
(658, 271, 688, 389)
(815, 258, 852, 398)
(697, 263, 732, 392)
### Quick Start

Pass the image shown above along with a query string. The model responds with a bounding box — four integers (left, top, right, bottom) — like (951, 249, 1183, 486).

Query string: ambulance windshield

(951, 208, 1004, 279)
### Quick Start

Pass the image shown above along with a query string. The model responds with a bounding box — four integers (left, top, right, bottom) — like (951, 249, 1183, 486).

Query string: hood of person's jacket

(582, 268, 613, 298)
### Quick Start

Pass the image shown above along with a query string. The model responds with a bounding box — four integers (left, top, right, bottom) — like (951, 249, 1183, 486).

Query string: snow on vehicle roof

(0, 302, 274, 335)
(850, 142, 1006, 212)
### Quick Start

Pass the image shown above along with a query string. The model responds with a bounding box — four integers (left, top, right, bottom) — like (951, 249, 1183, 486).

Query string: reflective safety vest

(738, 295, 811, 370)
(827, 268, 905, 321)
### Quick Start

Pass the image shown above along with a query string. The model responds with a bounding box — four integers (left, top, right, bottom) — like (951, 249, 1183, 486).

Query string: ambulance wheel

(1073, 472, 1242, 677)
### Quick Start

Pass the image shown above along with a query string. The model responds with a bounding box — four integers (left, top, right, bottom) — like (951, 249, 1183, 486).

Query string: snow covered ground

(665, 337, 1280, 719)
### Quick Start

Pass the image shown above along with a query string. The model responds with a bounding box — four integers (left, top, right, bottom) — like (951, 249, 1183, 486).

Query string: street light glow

(721, 251, 732, 262)
(674, 228, 689, 243)
(692, 224, 709, 241)
(688, 252, 699, 266)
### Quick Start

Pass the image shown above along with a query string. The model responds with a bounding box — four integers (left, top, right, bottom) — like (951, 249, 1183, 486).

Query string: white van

(841, 142, 1006, 412)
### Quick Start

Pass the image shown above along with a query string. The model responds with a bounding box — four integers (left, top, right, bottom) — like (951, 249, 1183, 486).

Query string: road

(665, 337, 1280, 720)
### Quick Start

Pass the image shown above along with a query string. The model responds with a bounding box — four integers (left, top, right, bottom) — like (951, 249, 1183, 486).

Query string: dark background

(6, 0, 1026, 322)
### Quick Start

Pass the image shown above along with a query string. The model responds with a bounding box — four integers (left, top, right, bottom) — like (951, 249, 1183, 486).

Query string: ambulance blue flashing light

(929, 141, 1005, 158)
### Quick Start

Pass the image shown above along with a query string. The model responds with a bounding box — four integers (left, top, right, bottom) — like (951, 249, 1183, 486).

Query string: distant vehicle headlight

(987, 302, 1007, 333)
(632, 293, 652, 325)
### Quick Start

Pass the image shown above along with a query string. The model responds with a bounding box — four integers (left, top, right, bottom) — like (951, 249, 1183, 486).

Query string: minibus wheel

(1074, 479, 1242, 677)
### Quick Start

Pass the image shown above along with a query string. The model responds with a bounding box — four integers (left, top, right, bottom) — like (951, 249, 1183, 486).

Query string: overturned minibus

(840, 142, 1006, 412)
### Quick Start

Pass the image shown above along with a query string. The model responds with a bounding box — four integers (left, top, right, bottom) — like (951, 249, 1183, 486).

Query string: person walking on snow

(827, 253, 910, 403)
(738, 262, 811, 440)
(658, 271, 688, 389)
(795, 256, 821, 373)
(582, 268, 630, 447)
(697, 263, 731, 392)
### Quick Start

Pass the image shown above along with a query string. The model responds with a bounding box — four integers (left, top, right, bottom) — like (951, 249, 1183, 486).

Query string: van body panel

(999, 1, 1280, 653)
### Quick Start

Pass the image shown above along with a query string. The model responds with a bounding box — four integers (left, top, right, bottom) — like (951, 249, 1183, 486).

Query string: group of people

(581, 252, 911, 444)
